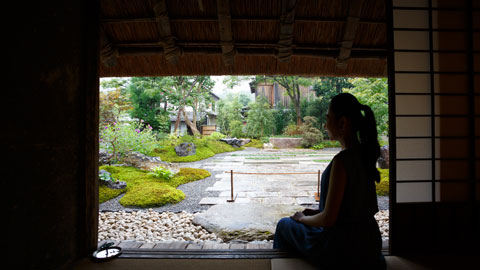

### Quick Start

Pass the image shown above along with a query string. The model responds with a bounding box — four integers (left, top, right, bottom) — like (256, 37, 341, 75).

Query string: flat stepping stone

(296, 197, 317, 205)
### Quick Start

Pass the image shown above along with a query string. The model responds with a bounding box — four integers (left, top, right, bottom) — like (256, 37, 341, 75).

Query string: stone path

(198, 148, 339, 206)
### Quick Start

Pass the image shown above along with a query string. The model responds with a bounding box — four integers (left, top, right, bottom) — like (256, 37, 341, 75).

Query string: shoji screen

(390, 0, 478, 204)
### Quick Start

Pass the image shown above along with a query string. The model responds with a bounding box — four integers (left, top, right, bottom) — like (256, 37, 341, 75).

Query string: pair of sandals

(92, 242, 122, 261)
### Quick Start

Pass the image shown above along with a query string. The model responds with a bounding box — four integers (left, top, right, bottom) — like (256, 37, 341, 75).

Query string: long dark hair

(329, 93, 381, 183)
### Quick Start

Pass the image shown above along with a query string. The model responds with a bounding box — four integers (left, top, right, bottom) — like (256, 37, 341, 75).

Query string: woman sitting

(273, 93, 386, 269)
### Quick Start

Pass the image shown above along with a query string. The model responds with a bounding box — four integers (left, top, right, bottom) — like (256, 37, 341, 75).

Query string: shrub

(376, 168, 389, 196)
(209, 132, 227, 140)
(312, 140, 341, 149)
(284, 124, 302, 136)
(148, 166, 174, 180)
(300, 116, 324, 148)
(99, 121, 158, 162)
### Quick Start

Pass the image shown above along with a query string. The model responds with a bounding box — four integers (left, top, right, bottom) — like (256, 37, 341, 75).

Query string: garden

(98, 75, 389, 245)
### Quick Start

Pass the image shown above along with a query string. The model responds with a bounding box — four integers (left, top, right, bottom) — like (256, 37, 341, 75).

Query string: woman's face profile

(325, 106, 338, 140)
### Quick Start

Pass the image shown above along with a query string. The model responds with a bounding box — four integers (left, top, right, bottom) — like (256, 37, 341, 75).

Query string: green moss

(243, 139, 263, 148)
(217, 230, 273, 242)
(151, 140, 242, 162)
(376, 168, 389, 196)
(99, 185, 125, 203)
(119, 182, 185, 207)
(99, 165, 210, 207)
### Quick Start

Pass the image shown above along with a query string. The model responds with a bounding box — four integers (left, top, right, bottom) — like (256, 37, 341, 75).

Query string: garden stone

(99, 150, 113, 165)
(377, 145, 389, 169)
(220, 138, 250, 148)
(122, 151, 179, 173)
(175, 142, 196, 156)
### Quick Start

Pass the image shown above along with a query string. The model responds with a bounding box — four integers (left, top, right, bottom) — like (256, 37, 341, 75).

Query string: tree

(245, 96, 274, 138)
(127, 77, 172, 133)
(344, 78, 389, 136)
(169, 76, 214, 135)
(264, 76, 312, 126)
(99, 78, 132, 126)
(311, 77, 354, 135)
(216, 93, 244, 135)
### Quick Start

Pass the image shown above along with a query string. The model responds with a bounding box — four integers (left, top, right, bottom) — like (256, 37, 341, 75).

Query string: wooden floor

(99, 240, 274, 250)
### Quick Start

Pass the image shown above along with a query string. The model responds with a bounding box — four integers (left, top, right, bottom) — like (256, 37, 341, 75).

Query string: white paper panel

(394, 31, 429, 50)
(395, 73, 430, 93)
(397, 160, 432, 181)
(397, 182, 432, 202)
(396, 117, 431, 137)
(396, 138, 432, 159)
(396, 95, 431, 115)
(393, 10, 429, 29)
(395, 52, 430, 72)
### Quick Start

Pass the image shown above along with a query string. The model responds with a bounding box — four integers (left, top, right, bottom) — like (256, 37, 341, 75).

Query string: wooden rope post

(315, 170, 321, 202)
(227, 170, 234, 202)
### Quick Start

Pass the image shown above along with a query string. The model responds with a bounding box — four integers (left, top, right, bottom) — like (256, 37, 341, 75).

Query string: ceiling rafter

(336, 0, 365, 69)
(99, 27, 118, 67)
(216, 0, 235, 66)
(277, 0, 297, 63)
(152, 0, 181, 64)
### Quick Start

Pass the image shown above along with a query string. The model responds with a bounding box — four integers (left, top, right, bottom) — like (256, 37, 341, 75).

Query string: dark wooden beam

(152, 0, 181, 64)
(216, 0, 235, 66)
(336, 0, 365, 68)
(100, 16, 386, 25)
(113, 41, 388, 52)
(99, 27, 118, 67)
(277, 0, 296, 63)
(117, 46, 387, 60)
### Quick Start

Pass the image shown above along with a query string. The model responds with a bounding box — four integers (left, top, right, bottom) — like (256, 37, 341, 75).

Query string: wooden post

(315, 170, 321, 202)
(227, 170, 235, 202)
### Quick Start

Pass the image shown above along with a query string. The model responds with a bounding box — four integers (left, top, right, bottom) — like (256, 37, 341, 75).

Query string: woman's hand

(290, 211, 305, 223)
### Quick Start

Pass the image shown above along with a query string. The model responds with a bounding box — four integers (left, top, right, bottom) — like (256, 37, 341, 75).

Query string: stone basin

(269, 137, 302, 148)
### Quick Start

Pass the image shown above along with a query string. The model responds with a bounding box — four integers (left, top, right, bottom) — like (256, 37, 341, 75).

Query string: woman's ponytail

(359, 104, 381, 183)
(329, 93, 381, 183)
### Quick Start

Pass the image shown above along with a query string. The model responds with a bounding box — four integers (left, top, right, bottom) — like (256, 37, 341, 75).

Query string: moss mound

(99, 185, 125, 203)
(119, 182, 185, 207)
(99, 165, 210, 207)
(151, 140, 242, 162)
(243, 139, 263, 148)
(376, 168, 389, 196)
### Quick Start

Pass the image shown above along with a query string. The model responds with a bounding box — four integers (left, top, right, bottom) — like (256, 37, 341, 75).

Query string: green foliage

(300, 116, 324, 148)
(230, 120, 244, 138)
(271, 104, 295, 135)
(99, 165, 210, 207)
(99, 121, 159, 162)
(99, 87, 132, 127)
(376, 168, 390, 196)
(99, 171, 115, 182)
(245, 96, 274, 138)
(148, 166, 174, 180)
(209, 132, 227, 140)
(216, 93, 245, 135)
(312, 140, 341, 149)
(99, 185, 125, 204)
(344, 78, 389, 136)
(127, 77, 172, 132)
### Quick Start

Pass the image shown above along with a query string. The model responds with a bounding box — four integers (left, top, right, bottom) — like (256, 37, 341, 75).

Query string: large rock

(99, 149, 113, 165)
(174, 142, 196, 156)
(220, 138, 251, 148)
(269, 137, 302, 148)
(193, 203, 304, 241)
(122, 151, 179, 173)
(377, 145, 389, 169)
(98, 169, 127, 189)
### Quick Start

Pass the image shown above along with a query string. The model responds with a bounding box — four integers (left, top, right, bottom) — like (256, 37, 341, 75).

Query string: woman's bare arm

(292, 157, 347, 227)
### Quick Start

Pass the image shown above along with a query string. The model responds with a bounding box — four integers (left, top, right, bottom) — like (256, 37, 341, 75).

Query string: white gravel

(99, 209, 390, 244)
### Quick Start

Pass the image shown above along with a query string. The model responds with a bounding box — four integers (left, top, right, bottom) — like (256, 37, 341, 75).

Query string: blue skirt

(273, 217, 386, 269)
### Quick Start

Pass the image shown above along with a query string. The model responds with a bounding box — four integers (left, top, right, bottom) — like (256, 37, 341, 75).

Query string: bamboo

(227, 170, 234, 202)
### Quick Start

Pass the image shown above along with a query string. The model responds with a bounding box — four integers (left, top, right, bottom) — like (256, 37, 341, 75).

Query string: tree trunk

(182, 109, 200, 135)
(174, 107, 182, 135)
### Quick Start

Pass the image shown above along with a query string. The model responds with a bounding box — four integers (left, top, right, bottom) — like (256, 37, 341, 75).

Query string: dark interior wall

(5, 1, 99, 269)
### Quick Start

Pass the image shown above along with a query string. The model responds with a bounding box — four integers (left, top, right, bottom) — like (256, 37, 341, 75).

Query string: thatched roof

(99, 0, 387, 77)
